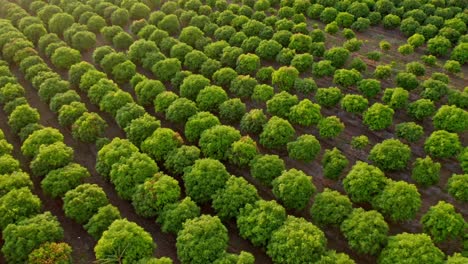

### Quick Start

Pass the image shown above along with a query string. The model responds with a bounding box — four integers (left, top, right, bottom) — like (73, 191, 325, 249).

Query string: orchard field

(0, 0, 467, 263)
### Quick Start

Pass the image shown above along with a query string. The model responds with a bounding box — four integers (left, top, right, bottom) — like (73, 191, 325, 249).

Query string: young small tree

(266, 91, 298, 118)
(408, 99, 435, 120)
(411, 156, 441, 186)
(71, 112, 107, 143)
(212, 176, 259, 220)
(96, 138, 139, 178)
(272, 66, 299, 91)
(124, 114, 160, 147)
(236, 53, 260, 75)
(164, 146, 200, 176)
(424, 130, 462, 158)
(260, 117, 296, 149)
(315, 87, 342, 107)
(183, 158, 230, 204)
(341, 94, 368, 114)
(240, 109, 267, 134)
(324, 47, 350, 68)
(396, 72, 419, 90)
(312, 60, 335, 78)
(177, 215, 228, 264)
(63, 184, 109, 225)
(343, 161, 388, 203)
(8, 105, 40, 133)
(311, 188, 353, 226)
(227, 136, 258, 167)
(272, 169, 316, 210)
(141, 128, 183, 161)
(0, 188, 41, 230)
(28, 242, 72, 264)
(134, 79, 165, 106)
(2, 212, 64, 263)
(288, 99, 322, 126)
(433, 105, 468, 133)
(421, 201, 466, 242)
(318, 116, 345, 139)
(219, 98, 246, 123)
(42, 163, 90, 198)
(166, 98, 198, 124)
(199, 125, 241, 160)
(99, 91, 134, 117)
(267, 216, 326, 263)
(358, 79, 381, 98)
(132, 174, 181, 218)
(321, 148, 349, 180)
(237, 200, 287, 247)
(184, 112, 220, 143)
(395, 122, 424, 142)
(95, 219, 155, 263)
(447, 174, 468, 202)
(110, 152, 159, 201)
(30, 142, 73, 177)
(196, 85, 228, 113)
(363, 103, 394, 131)
(378, 233, 444, 264)
(287, 134, 321, 162)
(84, 204, 121, 240)
(369, 139, 411, 171)
(156, 197, 200, 234)
(152, 58, 182, 82)
(333, 69, 362, 88)
(372, 181, 421, 221)
(51, 47, 81, 69)
(340, 208, 389, 255)
(382, 88, 409, 109)
(427, 36, 452, 56)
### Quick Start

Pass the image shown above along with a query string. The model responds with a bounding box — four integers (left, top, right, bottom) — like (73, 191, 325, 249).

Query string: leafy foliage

(363, 103, 394, 131)
(42, 163, 90, 198)
(237, 200, 287, 247)
(132, 174, 181, 218)
(30, 142, 73, 177)
(110, 152, 159, 201)
(267, 216, 326, 263)
(141, 128, 184, 161)
(372, 181, 421, 221)
(421, 201, 466, 243)
(272, 169, 316, 210)
(369, 139, 411, 171)
(28, 242, 72, 264)
(260, 117, 295, 149)
(212, 176, 259, 220)
(84, 204, 121, 240)
(424, 130, 462, 158)
(0, 188, 41, 230)
(177, 215, 228, 264)
(95, 219, 155, 263)
(63, 183, 109, 225)
(411, 156, 441, 186)
(287, 134, 321, 162)
(311, 188, 353, 226)
(378, 233, 445, 264)
(183, 158, 230, 204)
(2, 212, 64, 263)
(157, 197, 201, 234)
(447, 174, 468, 202)
(343, 161, 388, 203)
(321, 147, 349, 180)
(340, 208, 389, 255)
